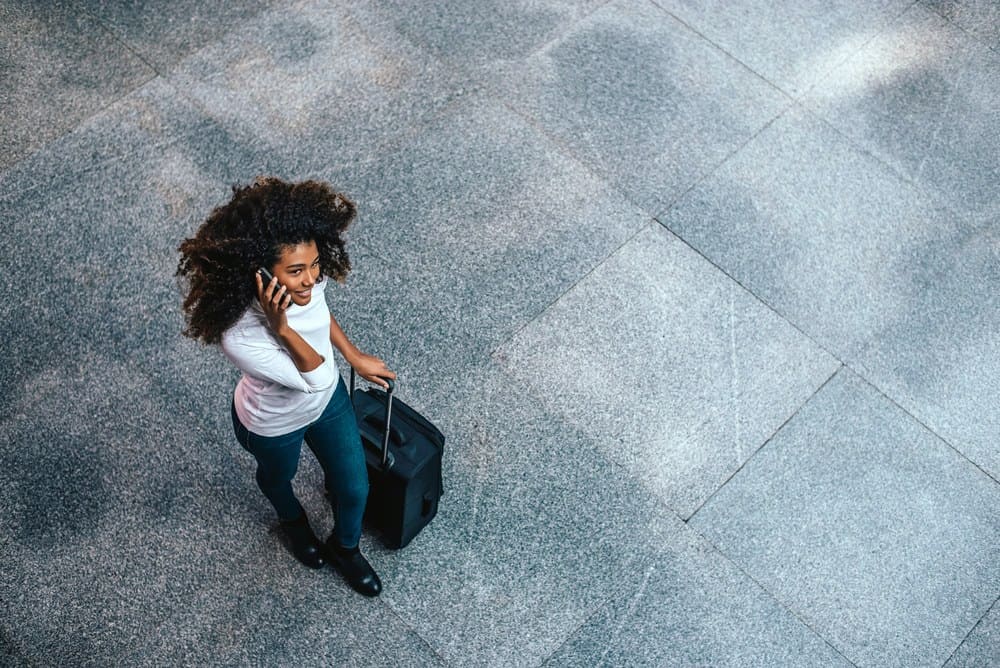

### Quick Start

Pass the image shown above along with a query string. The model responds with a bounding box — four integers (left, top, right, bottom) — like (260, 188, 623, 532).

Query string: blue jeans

(231, 376, 369, 549)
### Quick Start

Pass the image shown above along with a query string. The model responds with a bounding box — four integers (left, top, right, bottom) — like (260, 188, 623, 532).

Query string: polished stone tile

(494, 223, 839, 518)
(654, 0, 912, 95)
(354, 364, 679, 666)
(166, 0, 465, 177)
(802, 3, 1000, 221)
(352, 0, 607, 73)
(0, 83, 255, 414)
(546, 533, 851, 667)
(0, 77, 245, 205)
(361, 363, 837, 666)
(0, 343, 430, 666)
(690, 369, 1000, 667)
(0, 356, 255, 664)
(490, 0, 788, 216)
(324, 95, 649, 384)
(661, 106, 997, 479)
(3, 0, 996, 663)
(80, 0, 277, 73)
(126, 571, 445, 667)
(661, 105, 977, 358)
(944, 598, 1000, 668)
(0, 630, 24, 667)
(851, 225, 1000, 479)
(925, 0, 1000, 49)
(0, 2, 154, 171)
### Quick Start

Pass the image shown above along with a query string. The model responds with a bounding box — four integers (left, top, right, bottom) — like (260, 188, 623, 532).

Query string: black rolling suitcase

(350, 369, 444, 549)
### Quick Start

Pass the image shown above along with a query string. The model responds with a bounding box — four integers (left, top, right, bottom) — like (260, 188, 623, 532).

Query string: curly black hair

(177, 177, 355, 344)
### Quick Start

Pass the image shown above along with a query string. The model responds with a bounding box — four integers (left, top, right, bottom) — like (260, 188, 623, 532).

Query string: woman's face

(271, 240, 321, 307)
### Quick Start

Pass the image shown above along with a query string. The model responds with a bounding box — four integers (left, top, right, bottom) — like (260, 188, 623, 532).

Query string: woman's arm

(275, 325, 324, 373)
(330, 313, 396, 389)
(258, 272, 323, 373)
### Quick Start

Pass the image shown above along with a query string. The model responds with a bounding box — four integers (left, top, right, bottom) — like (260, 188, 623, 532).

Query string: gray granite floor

(1, 1, 997, 666)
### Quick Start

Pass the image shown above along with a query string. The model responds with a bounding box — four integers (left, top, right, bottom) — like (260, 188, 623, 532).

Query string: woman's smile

(272, 240, 321, 306)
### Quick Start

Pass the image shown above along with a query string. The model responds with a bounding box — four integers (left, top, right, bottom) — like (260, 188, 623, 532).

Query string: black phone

(257, 268, 286, 298)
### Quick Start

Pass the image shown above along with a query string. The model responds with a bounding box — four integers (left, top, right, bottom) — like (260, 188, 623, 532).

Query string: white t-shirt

(221, 278, 339, 436)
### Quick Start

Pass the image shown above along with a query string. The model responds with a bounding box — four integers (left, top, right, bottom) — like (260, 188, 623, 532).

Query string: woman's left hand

(352, 353, 396, 390)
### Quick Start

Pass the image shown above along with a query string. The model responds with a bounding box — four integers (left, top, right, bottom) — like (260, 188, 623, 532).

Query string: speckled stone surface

(653, 0, 913, 96)
(323, 94, 649, 383)
(661, 106, 999, 480)
(363, 363, 847, 667)
(802, 3, 1000, 221)
(850, 224, 1000, 480)
(489, 0, 789, 216)
(545, 533, 852, 667)
(925, 0, 1000, 50)
(689, 369, 1000, 667)
(494, 224, 839, 519)
(0, 2, 155, 171)
(944, 598, 1000, 668)
(3, 0, 998, 664)
(351, 0, 608, 73)
(661, 106, 978, 360)
(80, 0, 278, 73)
(166, 0, 467, 178)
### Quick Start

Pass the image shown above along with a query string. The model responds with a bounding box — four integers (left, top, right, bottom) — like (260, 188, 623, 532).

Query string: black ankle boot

(326, 539, 382, 597)
(279, 514, 326, 569)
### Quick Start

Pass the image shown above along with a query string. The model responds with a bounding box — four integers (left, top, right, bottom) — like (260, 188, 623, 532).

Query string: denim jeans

(231, 376, 369, 549)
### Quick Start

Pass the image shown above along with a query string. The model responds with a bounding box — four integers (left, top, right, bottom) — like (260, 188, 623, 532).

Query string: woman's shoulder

(221, 305, 270, 346)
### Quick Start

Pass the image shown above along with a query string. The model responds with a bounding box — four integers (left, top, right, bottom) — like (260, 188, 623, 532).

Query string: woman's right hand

(256, 271, 292, 333)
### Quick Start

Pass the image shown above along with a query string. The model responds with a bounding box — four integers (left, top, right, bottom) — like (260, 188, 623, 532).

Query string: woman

(177, 177, 394, 597)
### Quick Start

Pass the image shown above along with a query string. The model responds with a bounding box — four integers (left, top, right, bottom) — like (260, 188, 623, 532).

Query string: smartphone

(257, 267, 276, 284)
(257, 268, 287, 299)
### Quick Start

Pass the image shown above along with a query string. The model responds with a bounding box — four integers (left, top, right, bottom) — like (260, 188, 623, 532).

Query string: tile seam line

(494, 96, 657, 218)
(653, 114, 847, 370)
(655, 110, 995, 483)
(135, 1, 480, 201)
(644, 0, 797, 102)
(536, 561, 663, 668)
(920, 1, 1000, 55)
(540, 487, 858, 668)
(0, 69, 159, 183)
(489, 4, 797, 219)
(0, 0, 219, 179)
(652, 95, 792, 218)
(2, 0, 279, 191)
(487, 219, 656, 359)
(489, 0, 798, 219)
(844, 362, 1000, 486)
(686, 364, 845, 522)
(685, 518, 861, 668)
(378, 599, 452, 667)
(793, 2, 998, 227)
(0, 0, 190, 180)
(82, 0, 290, 80)
(78, 3, 163, 77)
(647, 0, 922, 106)
(940, 592, 1000, 667)
(793, 100, 984, 233)
(489, 0, 616, 69)
(0, 117, 198, 208)
(786, 0, 924, 104)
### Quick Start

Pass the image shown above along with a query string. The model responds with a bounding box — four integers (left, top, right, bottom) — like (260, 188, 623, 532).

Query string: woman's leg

(303, 378, 369, 549)
(231, 402, 307, 521)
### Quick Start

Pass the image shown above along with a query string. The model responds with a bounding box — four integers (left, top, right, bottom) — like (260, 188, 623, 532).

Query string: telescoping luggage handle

(349, 368, 396, 470)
